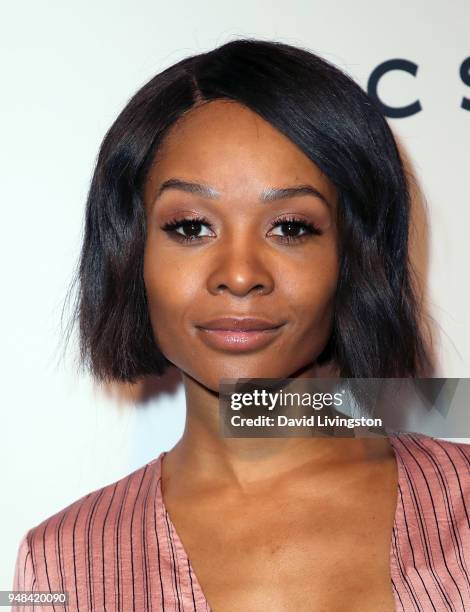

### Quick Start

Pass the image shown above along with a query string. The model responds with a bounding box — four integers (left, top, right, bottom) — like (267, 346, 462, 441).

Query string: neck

(162, 365, 393, 493)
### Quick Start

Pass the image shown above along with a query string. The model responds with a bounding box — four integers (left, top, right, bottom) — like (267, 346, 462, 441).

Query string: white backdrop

(2, 0, 469, 589)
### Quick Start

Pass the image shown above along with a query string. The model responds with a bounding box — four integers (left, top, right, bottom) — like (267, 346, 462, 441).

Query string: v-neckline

(155, 435, 405, 611)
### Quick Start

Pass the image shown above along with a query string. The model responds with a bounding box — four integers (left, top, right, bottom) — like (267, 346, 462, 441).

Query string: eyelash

(160, 214, 323, 244)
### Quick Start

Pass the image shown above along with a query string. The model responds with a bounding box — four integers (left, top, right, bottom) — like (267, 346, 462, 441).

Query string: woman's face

(143, 100, 339, 391)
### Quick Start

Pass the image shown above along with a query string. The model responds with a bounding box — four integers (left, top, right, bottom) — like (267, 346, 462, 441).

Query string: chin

(202, 367, 291, 388)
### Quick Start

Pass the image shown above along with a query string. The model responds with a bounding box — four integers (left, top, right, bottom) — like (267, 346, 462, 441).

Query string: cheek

(283, 248, 339, 321)
(286, 259, 338, 361)
(143, 246, 193, 341)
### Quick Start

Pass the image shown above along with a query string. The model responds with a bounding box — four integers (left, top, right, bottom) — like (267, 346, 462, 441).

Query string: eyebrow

(154, 178, 331, 208)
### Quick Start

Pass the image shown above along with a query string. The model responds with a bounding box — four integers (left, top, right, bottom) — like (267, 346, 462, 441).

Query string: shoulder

(13, 453, 164, 591)
(390, 431, 470, 473)
(29, 454, 162, 539)
(390, 432, 469, 517)
(389, 434, 470, 608)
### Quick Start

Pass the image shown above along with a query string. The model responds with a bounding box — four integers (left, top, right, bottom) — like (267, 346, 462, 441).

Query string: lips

(196, 317, 284, 331)
(195, 317, 286, 353)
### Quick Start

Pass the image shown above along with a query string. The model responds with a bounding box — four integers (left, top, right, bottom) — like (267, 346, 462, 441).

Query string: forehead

(144, 99, 336, 205)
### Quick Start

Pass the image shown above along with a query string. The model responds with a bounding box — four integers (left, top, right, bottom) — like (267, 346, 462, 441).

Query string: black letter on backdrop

(460, 57, 470, 110)
(367, 59, 422, 118)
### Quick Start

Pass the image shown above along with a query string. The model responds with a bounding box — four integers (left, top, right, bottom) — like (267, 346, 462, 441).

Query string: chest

(164, 477, 397, 611)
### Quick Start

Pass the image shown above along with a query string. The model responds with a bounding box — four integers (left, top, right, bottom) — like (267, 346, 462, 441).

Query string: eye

(160, 215, 214, 242)
(269, 215, 323, 244)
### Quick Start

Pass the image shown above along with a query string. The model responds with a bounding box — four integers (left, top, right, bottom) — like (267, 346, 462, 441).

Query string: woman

(13, 38, 469, 611)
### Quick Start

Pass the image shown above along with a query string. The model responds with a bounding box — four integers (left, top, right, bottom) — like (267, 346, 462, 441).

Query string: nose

(206, 237, 275, 297)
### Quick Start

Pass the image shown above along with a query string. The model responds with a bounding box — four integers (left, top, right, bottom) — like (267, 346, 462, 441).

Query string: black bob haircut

(64, 37, 433, 383)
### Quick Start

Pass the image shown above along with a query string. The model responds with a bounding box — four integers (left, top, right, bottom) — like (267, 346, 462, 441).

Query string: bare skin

(143, 99, 398, 611)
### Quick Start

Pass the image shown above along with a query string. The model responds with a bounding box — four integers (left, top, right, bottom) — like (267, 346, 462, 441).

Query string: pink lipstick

(195, 317, 285, 353)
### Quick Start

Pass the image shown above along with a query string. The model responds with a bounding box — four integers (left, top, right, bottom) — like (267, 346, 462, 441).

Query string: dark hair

(63, 37, 433, 383)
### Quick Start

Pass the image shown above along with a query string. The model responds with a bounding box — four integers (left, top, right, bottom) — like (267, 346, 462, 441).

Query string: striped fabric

(389, 435, 470, 610)
(12, 433, 470, 611)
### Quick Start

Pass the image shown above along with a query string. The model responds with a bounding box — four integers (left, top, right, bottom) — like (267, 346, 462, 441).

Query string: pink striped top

(12, 433, 470, 611)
